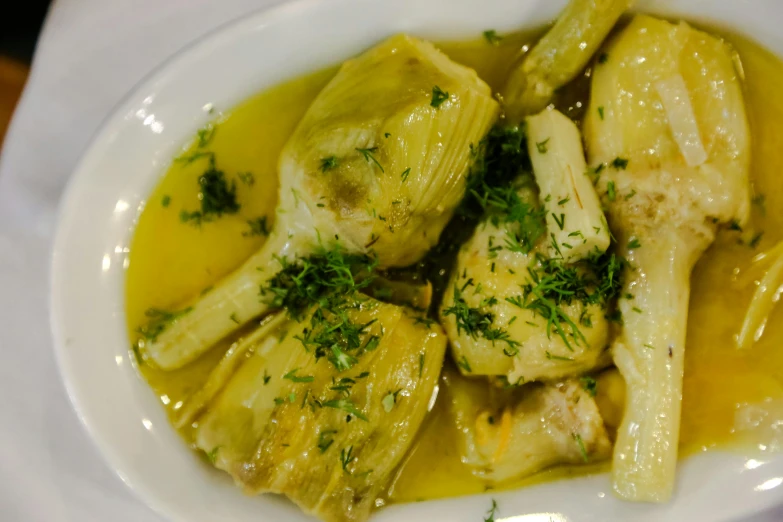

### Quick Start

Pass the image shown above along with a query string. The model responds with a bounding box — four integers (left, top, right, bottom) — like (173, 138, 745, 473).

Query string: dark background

(1, 0, 51, 62)
(0, 0, 51, 145)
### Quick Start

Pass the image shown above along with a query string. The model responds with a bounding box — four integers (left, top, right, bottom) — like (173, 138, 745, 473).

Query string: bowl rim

(49, 0, 783, 520)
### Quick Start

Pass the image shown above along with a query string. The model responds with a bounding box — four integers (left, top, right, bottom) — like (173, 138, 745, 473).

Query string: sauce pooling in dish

(126, 23, 783, 509)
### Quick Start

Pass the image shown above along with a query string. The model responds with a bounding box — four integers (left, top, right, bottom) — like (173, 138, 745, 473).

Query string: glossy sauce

(126, 28, 783, 502)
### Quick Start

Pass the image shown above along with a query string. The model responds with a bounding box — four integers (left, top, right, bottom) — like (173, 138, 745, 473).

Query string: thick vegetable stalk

(143, 34, 498, 370)
(611, 229, 704, 501)
(526, 109, 610, 262)
(503, 0, 633, 120)
(584, 16, 750, 501)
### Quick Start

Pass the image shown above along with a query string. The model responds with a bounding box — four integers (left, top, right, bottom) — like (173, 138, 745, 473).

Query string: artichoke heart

(280, 34, 499, 267)
(144, 33, 497, 371)
(440, 207, 611, 383)
(192, 295, 446, 522)
(443, 368, 611, 483)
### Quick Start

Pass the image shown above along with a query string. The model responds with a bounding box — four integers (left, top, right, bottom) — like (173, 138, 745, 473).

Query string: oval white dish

(50, 0, 783, 520)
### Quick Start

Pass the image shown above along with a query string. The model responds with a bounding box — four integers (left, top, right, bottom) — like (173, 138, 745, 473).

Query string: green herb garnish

(430, 85, 449, 108)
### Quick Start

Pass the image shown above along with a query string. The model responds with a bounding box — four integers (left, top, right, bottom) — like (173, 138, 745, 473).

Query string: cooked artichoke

(583, 15, 750, 501)
(503, 0, 633, 119)
(443, 368, 611, 483)
(144, 34, 498, 370)
(190, 295, 447, 522)
(439, 193, 612, 383)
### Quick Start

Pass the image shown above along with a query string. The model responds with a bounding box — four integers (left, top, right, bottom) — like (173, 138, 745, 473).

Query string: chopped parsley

(430, 85, 449, 108)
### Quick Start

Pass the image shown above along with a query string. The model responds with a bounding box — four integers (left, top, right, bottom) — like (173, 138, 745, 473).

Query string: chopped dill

(611, 157, 629, 170)
(283, 368, 315, 383)
(340, 445, 355, 471)
(320, 156, 339, 172)
(243, 216, 270, 237)
(573, 433, 589, 462)
(323, 398, 368, 422)
(318, 429, 338, 453)
(431, 85, 449, 108)
(580, 376, 597, 397)
(355, 147, 384, 172)
(484, 499, 499, 522)
(483, 30, 503, 45)
(137, 306, 193, 343)
(237, 171, 255, 186)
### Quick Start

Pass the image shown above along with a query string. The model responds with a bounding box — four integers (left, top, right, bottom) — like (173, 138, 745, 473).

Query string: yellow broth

(125, 28, 783, 501)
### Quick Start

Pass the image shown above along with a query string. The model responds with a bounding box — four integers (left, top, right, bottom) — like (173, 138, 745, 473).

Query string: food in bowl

(124, 0, 783, 519)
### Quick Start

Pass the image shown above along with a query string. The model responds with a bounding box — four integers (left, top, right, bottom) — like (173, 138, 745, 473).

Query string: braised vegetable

(584, 15, 750, 502)
(141, 34, 498, 370)
(502, 0, 633, 119)
(193, 296, 447, 522)
(443, 367, 611, 482)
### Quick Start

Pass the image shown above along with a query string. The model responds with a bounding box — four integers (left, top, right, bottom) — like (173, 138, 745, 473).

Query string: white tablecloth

(0, 0, 780, 520)
(0, 1, 281, 520)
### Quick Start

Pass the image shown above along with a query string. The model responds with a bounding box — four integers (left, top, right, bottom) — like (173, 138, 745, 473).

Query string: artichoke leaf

(145, 34, 497, 371)
(194, 296, 447, 522)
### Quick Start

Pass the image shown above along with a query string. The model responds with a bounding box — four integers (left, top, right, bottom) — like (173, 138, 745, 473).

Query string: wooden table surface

(0, 56, 29, 147)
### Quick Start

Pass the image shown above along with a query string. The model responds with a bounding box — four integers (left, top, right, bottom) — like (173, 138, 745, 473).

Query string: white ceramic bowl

(50, 0, 783, 520)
